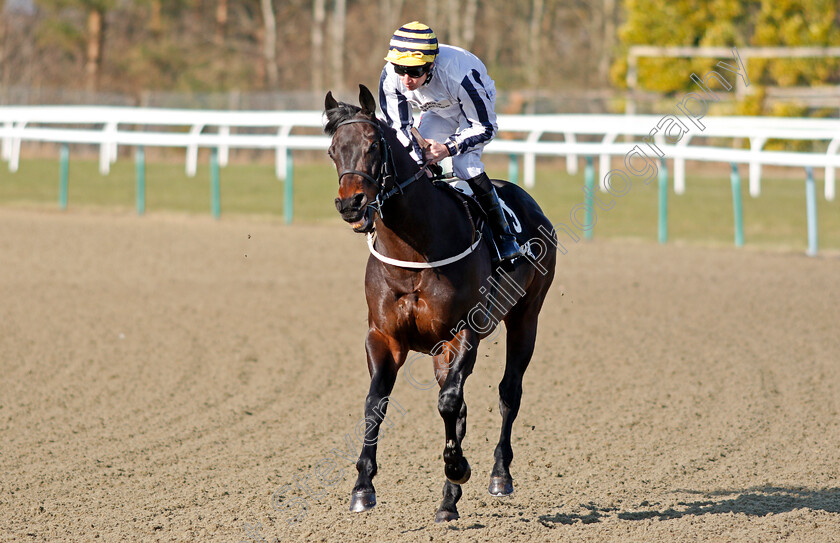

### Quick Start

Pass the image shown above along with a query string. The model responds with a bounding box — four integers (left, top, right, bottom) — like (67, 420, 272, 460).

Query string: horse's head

(324, 85, 386, 234)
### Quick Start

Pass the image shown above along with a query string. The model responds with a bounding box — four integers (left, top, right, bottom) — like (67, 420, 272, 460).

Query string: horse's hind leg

(350, 330, 401, 512)
(490, 311, 539, 497)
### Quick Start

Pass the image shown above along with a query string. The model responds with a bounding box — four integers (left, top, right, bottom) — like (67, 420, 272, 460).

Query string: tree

(599, 0, 617, 84)
(0, 1, 6, 87)
(461, 0, 478, 50)
(311, 0, 326, 91)
(379, 0, 404, 41)
(215, 0, 228, 45)
(84, 6, 103, 92)
(612, 0, 746, 94)
(527, 0, 544, 92)
(36, 0, 116, 93)
(8, 0, 835, 112)
(613, 0, 839, 115)
(261, 0, 279, 88)
(752, 0, 840, 86)
(149, 0, 162, 34)
(329, 0, 346, 92)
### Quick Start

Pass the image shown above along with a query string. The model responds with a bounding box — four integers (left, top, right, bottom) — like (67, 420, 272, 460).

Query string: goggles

(392, 63, 430, 78)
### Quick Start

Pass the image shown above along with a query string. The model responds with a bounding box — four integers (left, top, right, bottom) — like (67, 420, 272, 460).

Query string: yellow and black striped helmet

(384, 21, 439, 66)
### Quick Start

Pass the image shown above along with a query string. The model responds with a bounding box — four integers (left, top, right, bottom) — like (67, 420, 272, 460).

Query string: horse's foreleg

(434, 329, 477, 522)
(490, 314, 538, 497)
(350, 330, 400, 513)
(435, 401, 467, 522)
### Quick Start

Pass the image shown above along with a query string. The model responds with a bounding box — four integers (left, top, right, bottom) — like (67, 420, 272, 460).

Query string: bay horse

(325, 84, 557, 522)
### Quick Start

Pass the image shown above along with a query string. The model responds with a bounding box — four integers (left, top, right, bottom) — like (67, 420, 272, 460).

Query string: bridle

(332, 116, 484, 269)
(334, 117, 429, 219)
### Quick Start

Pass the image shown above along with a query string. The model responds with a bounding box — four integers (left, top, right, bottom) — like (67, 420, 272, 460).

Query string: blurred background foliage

(1, 0, 838, 114)
(612, 0, 840, 117)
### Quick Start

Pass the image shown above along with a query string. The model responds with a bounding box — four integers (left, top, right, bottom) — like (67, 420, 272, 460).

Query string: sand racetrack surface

(2, 208, 839, 542)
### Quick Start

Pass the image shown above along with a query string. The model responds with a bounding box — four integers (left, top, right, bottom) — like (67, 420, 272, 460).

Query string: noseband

(334, 117, 429, 218)
(335, 118, 392, 190)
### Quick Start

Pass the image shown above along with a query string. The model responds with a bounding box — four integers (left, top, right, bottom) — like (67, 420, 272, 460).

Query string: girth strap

(366, 230, 483, 269)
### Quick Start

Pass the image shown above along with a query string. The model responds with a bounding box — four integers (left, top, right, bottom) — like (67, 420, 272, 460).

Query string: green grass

(486, 161, 839, 252)
(1, 155, 838, 252)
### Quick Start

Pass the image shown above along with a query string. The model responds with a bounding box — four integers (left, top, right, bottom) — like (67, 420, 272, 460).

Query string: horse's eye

(327, 146, 335, 158)
(369, 141, 379, 153)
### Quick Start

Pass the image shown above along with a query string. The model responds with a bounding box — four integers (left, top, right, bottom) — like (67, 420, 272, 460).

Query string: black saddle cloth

(431, 179, 530, 264)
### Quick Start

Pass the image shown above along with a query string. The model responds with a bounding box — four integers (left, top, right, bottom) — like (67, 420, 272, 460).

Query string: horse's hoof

(488, 476, 514, 497)
(349, 490, 376, 512)
(445, 458, 471, 485)
(435, 509, 460, 523)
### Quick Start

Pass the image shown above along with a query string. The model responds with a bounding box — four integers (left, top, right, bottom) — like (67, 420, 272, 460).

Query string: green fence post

(584, 156, 594, 240)
(284, 148, 294, 224)
(135, 146, 146, 215)
(730, 163, 744, 247)
(508, 154, 519, 185)
(805, 166, 818, 256)
(59, 143, 69, 210)
(658, 157, 668, 244)
(210, 147, 220, 219)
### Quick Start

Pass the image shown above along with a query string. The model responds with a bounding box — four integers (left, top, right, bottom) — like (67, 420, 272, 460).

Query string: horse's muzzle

(335, 193, 374, 233)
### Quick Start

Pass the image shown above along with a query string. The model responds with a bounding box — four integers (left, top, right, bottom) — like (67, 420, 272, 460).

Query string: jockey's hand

(424, 140, 450, 165)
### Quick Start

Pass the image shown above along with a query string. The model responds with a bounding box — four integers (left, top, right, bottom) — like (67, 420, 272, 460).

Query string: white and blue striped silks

(379, 44, 498, 181)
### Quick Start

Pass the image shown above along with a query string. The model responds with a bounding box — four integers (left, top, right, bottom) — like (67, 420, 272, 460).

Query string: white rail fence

(0, 106, 837, 252)
(1, 106, 839, 196)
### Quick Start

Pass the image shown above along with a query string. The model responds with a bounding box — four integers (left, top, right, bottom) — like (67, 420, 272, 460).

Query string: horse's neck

(375, 166, 469, 262)
(370, 126, 470, 259)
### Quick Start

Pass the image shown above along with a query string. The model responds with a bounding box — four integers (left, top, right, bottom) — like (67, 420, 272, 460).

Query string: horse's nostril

(336, 193, 367, 216)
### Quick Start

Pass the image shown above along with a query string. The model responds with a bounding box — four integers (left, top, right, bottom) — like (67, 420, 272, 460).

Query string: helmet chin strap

(423, 62, 435, 85)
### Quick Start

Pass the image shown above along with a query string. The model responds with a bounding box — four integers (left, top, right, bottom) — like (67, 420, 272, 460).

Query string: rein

(334, 116, 482, 268)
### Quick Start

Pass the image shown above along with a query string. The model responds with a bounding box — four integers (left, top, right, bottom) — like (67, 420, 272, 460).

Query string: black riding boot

(466, 172, 522, 262)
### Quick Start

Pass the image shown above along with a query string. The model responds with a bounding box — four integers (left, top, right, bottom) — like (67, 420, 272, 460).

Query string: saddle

(431, 178, 529, 264)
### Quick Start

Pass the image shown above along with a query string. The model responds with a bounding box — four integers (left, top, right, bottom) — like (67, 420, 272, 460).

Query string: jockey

(379, 21, 522, 262)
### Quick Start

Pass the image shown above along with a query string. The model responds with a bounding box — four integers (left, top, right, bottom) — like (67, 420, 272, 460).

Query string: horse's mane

(324, 101, 375, 136)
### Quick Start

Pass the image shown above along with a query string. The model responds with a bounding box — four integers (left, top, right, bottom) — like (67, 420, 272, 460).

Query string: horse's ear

(325, 91, 338, 112)
(359, 84, 376, 115)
